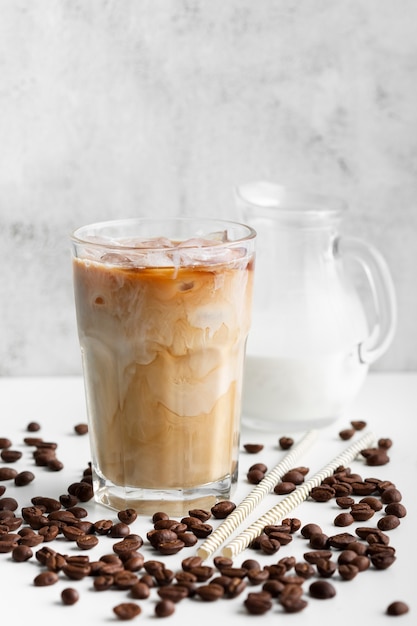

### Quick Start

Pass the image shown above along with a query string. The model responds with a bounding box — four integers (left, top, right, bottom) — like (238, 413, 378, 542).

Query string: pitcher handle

(335, 236, 397, 364)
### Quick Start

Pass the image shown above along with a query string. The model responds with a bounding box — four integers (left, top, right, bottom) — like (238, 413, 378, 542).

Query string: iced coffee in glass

(71, 218, 256, 515)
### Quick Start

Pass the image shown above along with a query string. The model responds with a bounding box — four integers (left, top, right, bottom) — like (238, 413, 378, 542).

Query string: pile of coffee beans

(0, 420, 410, 619)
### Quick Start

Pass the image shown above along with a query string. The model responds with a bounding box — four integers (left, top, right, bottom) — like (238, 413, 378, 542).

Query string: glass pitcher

(236, 181, 397, 431)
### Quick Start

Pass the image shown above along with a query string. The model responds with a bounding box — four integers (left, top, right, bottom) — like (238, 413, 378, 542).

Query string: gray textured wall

(1, 0, 416, 375)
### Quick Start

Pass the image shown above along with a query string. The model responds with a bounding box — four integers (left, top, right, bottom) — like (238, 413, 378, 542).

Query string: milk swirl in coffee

(72, 222, 255, 513)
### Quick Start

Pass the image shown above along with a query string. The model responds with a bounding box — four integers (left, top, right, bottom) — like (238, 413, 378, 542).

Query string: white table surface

(0, 373, 415, 623)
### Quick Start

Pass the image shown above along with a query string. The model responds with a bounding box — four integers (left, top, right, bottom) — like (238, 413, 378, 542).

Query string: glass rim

(235, 182, 347, 219)
(70, 217, 256, 252)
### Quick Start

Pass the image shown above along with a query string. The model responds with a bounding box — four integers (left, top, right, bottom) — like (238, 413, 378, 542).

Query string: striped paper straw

(221, 430, 375, 559)
(197, 429, 318, 560)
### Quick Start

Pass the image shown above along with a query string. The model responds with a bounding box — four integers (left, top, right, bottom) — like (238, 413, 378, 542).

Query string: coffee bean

(0, 468, 18, 481)
(338, 563, 359, 580)
(304, 550, 332, 564)
(12, 544, 33, 562)
(328, 532, 357, 549)
(339, 428, 355, 440)
(34, 571, 59, 586)
(157, 584, 189, 603)
(155, 599, 175, 617)
(274, 481, 296, 495)
(336, 496, 355, 509)
(334, 512, 354, 527)
(243, 443, 264, 453)
(259, 535, 281, 555)
(279, 437, 294, 450)
(211, 500, 236, 519)
(280, 595, 308, 613)
(381, 487, 402, 504)
(113, 602, 141, 620)
(386, 601, 409, 616)
(309, 580, 336, 599)
(351, 420, 367, 430)
(385, 502, 407, 518)
(61, 587, 79, 605)
(1, 449, 22, 462)
(301, 523, 323, 538)
(158, 539, 185, 555)
(113, 536, 143, 555)
(359, 496, 382, 511)
(130, 581, 150, 599)
(74, 423, 88, 435)
(0, 497, 18, 511)
(247, 468, 265, 484)
(244, 591, 273, 614)
(350, 503, 375, 521)
(377, 515, 400, 531)
(0, 438, 12, 449)
(195, 583, 224, 601)
(310, 485, 336, 502)
(13, 471, 35, 487)
(316, 558, 337, 578)
(109, 522, 131, 538)
(378, 437, 393, 449)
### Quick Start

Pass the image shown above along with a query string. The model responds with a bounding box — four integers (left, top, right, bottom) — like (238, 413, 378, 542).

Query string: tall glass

(71, 218, 256, 515)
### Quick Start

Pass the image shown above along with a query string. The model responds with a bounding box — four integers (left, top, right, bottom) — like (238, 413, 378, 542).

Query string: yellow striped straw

(221, 430, 375, 559)
(197, 429, 318, 560)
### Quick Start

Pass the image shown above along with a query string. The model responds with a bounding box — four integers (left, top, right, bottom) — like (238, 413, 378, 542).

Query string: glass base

(92, 470, 236, 517)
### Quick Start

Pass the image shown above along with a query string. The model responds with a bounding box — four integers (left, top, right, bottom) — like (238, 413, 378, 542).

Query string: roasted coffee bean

(351, 481, 376, 496)
(355, 526, 389, 543)
(247, 568, 270, 584)
(213, 556, 234, 570)
(23, 436, 43, 446)
(94, 519, 113, 535)
(279, 436, 294, 450)
(1, 449, 22, 462)
(175, 532, 198, 547)
(155, 599, 175, 617)
(262, 579, 285, 597)
(12, 542, 33, 562)
(0, 497, 18, 511)
(45, 552, 67, 572)
(244, 443, 264, 453)
(188, 565, 214, 582)
(26, 421, 41, 431)
(304, 550, 332, 564)
(130, 581, 150, 599)
(0, 536, 19, 552)
(282, 517, 302, 533)
(74, 423, 88, 435)
(247, 468, 265, 484)
(195, 583, 224, 601)
(34, 571, 59, 586)
(294, 562, 315, 579)
(0, 438, 12, 448)
(76, 534, 99, 550)
(310, 485, 336, 502)
(381, 487, 402, 504)
(357, 497, 380, 512)
(68, 481, 94, 502)
(259, 535, 281, 555)
(66, 506, 88, 519)
(113, 536, 143, 555)
(47, 459, 64, 471)
(334, 512, 354, 527)
(154, 568, 175, 586)
(280, 595, 308, 613)
(281, 469, 305, 485)
(309, 580, 336, 599)
(338, 563, 359, 580)
(181, 555, 203, 571)
(385, 502, 407, 518)
(339, 428, 355, 440)
(93, 574, 114, 591)
(63, 561, 91, 580)
(158, 539, 185, 555)
(386, 601, 409, 616)
(38, 524, 60, 542)
(109, 522, 131, 538)
(148, 528, 178, 548)
(335, 496, 355, 509)
(378, 437, 393, 449)
(328, 532, 357, 549)
(350, 503, 375, 521)
(188, 522, 213, 538)
(244, 591, 273, 614)
(61, 587, 79, 605)
(0, 468, 18, 481)
(117, 508, 137, 524)
(13, 470, 34, 487)
(309, 533, 330, 549)
(370, 550, 396, 570)
(211, 500, 236, 519)
(365, 449, 390, 466)
(152, 511, 169, 523)
(351, 420, 367, 430)
(113, 602, 141, 620)
(113, 570, 139, 590)
(157, 584, 189, 603)
(333, 482, 353, 497)
(316, 558, 337, 578)
(377, 515, 400, 531)
(274, 481, 296, 495)
(278, 556, 297, 571)
(264, 563, 287, 579)
(59, 493, 78, 508)
(188, 508, 211, 522)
